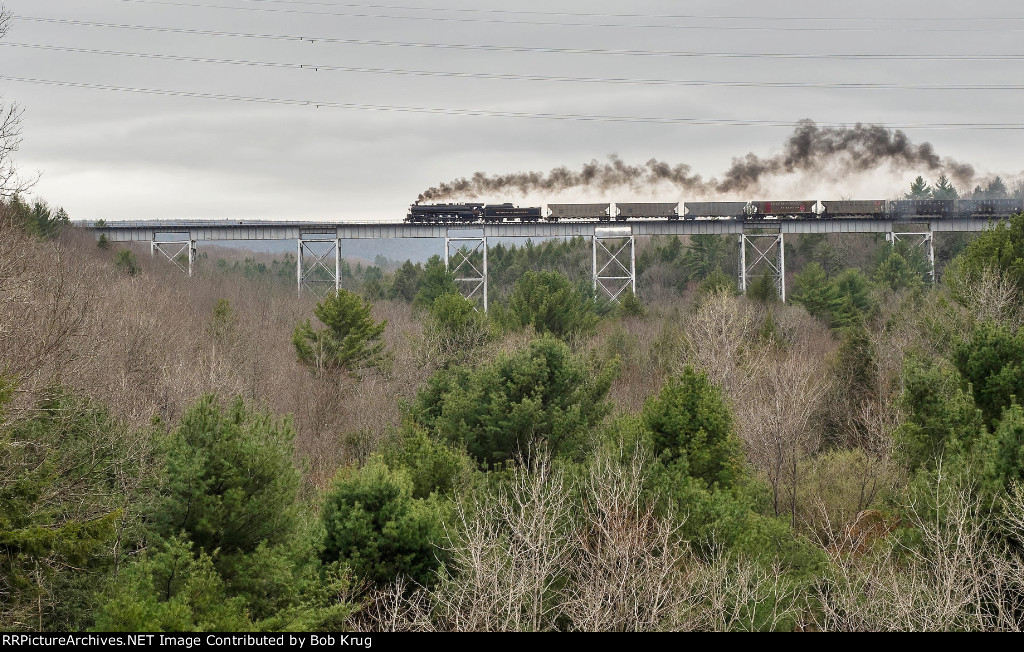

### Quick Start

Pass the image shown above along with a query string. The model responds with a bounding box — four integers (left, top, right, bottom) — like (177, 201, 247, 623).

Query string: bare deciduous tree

(815, 470, 1024, 631)
(354, 448, 808, 632)
(421, 456, 574, 632)
(682, 289, 763, 392)
(560, 449, 692, 631)
(953, 267, 1024, 330)
(693, 549, 801, 632)
(739, 341, 832, 526)
(0, 7, 36, 199)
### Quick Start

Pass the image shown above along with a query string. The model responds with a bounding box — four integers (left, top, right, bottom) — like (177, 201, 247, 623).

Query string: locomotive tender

(406, 198, 1024, 223)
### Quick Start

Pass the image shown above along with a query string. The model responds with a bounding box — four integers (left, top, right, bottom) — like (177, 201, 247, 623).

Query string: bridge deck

(83, 217, 1004, 242)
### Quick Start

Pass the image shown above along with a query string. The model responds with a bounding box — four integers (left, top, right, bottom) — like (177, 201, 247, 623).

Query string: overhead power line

(2, 74, 1024, 129)
(129, 0, 1022, 23)
(4, 41, 1024, 91)
(12, 16, 1024, 60)
(108, 0, 1024, 32)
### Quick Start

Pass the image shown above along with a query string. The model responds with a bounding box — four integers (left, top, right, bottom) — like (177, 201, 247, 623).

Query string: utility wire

(12, 16, 1024, 60)
(4, 41, 1023, 90)
(106, 0, 1024, 32)
(3, 74, 1024, 129)
(128, 0, 1022, 23)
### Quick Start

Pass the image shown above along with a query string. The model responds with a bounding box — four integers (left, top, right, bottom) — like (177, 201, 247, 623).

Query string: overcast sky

(1, 0, 1022, 221)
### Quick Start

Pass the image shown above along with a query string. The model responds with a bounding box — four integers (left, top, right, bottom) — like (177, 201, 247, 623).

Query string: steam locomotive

(406, 198, 1024, 223)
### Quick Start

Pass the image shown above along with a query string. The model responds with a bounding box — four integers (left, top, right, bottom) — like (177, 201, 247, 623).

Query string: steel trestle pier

(87, 217, 1009, 299)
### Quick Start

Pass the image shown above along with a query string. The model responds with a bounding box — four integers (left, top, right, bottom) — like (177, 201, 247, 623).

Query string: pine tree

(502, 271, 598, 340)
(684, 234, 730, 280)
(932, 174, 959, 199)
(643, 366, 744, 490)
(906, 175, 932, 199)
(320, 463, 447, 588)
(790, 262, 842, 323)
(409, 338, 616, 466)
(746, 271, 778, 302)
(293, 290, 387, 377)
(412, 255, 457, 310)
(986, 176, 1009, 199)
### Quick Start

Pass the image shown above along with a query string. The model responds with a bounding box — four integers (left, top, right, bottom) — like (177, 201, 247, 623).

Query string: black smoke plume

(416, 118, 977, 202)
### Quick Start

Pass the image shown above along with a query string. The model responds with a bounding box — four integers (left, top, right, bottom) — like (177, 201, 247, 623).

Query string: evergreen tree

(320, 463, 446, 587)
(906, 175, 932, 199)
(873, 243, 927, 292)
(409, 338, 617, 466)
(293, 289, 387, 377)
(1, 392, 137, 631)
(981, 403, 1024, 495)
(946, 211, 1024, 302)
(412, 255, 457, 310)
(642, 367, 744, 490)
(424, 292, 490, 365)
(618, 290, 647, 317)
(790, 262, 841, 323)
(985, 177, 1009, 199)
(7, 196, 70, 238)
(696, 269, 738, 297)
(91, 537, 252, 632)
(830, 268, 876, 329)
(114, 250, 140, 276)
(895, 359, 987, 472)
(151, 396, 302, 559)
(502, 271, 598, 341)
(951, 322, 1024, 429)
(388, 260, 423, 303)
(684, 234, 730, 280)
(932, 174, 959, 200)
(746, 271, 778, 302)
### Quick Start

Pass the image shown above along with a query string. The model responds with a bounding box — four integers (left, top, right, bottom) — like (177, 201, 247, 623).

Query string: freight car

(820, 200, 887, 218)
(546, 203, 611, 221)
(890, 199, 955, 219)
(954, 198, 1022, 217)
(751, 200, 817, 219)
(682, 201, 750, 220)
(614, 202, 679, 221)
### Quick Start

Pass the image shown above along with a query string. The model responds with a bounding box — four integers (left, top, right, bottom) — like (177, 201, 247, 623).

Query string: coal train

(406, 198, 1024, 223)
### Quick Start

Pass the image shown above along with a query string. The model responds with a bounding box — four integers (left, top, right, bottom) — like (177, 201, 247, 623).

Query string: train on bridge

(406, 198, 1024, 223)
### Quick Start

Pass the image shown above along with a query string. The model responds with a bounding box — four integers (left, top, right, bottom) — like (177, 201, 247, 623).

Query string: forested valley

(5, 187, 1024, 632)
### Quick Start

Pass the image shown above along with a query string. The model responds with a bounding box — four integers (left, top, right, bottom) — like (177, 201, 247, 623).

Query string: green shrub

(320, 463, 447, 587)
(643, 366, 744, 490)
(409, 338, 617, 467)
(501, 271, 599, 340)
(151, 396, 302, 559)
(92, 537, 251, 632)
(114, 249, 140, 276)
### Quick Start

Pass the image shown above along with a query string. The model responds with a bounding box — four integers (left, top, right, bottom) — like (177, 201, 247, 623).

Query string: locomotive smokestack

(416, 119, 978, 201)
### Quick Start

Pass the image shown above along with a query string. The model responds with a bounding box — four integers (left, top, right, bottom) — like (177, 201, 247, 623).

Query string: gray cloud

(0, 0, 1021, 219)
